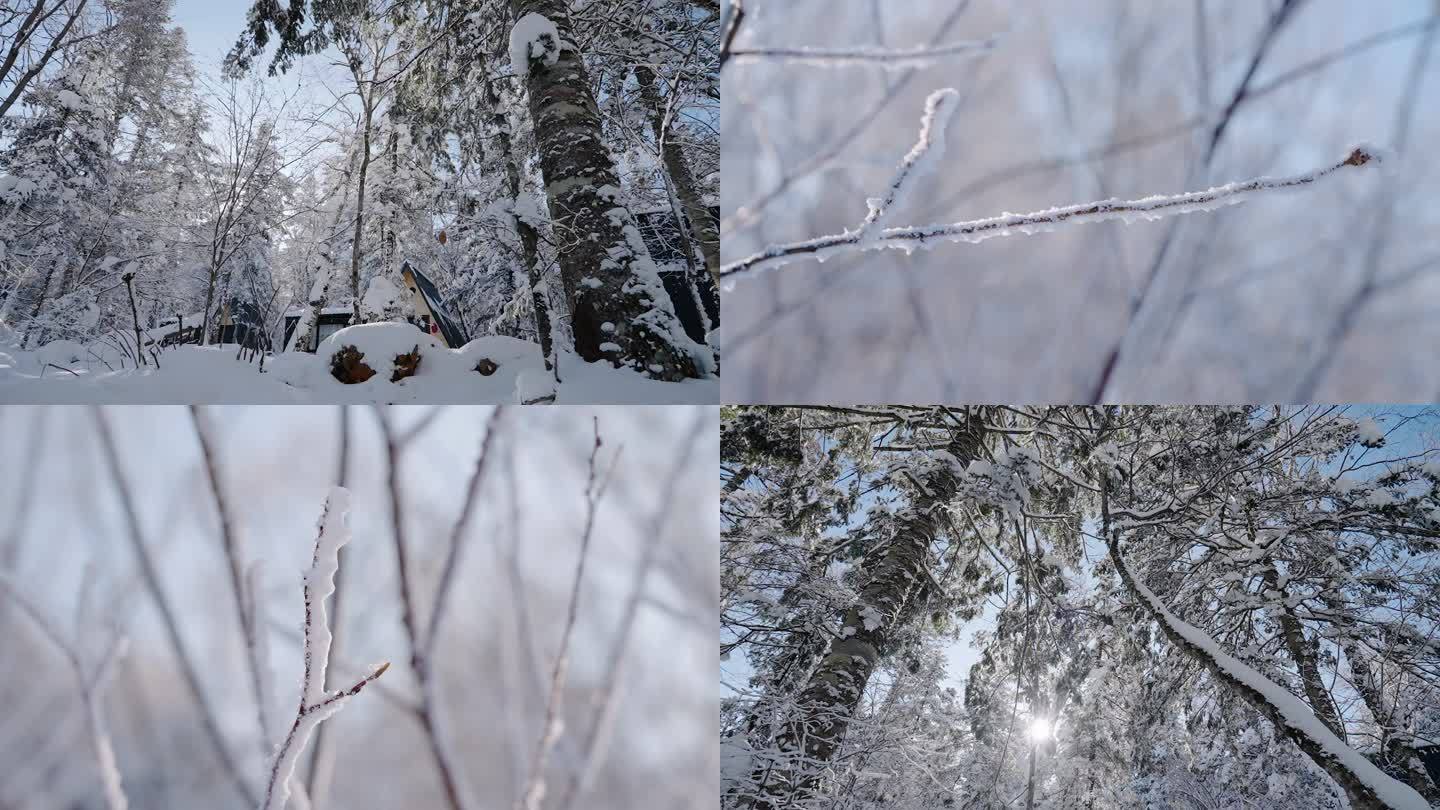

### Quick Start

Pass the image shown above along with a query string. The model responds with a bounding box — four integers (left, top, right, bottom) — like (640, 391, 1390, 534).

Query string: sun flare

(1028, 718, 1052, 742)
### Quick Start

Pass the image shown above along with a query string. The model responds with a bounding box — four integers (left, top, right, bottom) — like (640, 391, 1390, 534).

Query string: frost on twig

(260, 487, 389, 810)
(859, 88, 959, 242)
(0, 572, 129, 810)
(728, 37, 996, 69)
(719, 84, 1383, 286)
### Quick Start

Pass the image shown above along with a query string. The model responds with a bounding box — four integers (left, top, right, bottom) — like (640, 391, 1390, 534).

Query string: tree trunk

(1261, 565, 1346, 740)
(483, 68, 554, 370)
(509, 0, 701, 381)
(349, 100, 373, 326)
(1101, 478, 1422, 810)
(1343, 637, 1440, 804)
(747, 412, 987, 809)
(634, 64, 719, 291)
(23, 259, 58, 348)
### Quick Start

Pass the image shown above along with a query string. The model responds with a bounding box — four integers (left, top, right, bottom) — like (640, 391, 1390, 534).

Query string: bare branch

(518, 418, 615, 810)
(0, 573, 129, 810)
(728, 37, 996, 69)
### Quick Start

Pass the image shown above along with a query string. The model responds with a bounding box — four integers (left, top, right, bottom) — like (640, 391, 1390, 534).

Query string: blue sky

(171, 0, 251, 75)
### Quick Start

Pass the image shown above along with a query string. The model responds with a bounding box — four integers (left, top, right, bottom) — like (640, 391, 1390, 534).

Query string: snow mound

(37, 340, 90, 369)
(0, 329, 717, 404)
(510, 13, 560, 79)
(514, 367, 557, 404)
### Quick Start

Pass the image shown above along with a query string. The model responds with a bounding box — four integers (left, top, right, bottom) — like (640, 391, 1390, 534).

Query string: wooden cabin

(143, 298, 270, 350)
(634, 207, 720, 344)
(281, 264, 470, 353)
(401, 262, 469, 348)
(213, 299, 271, 351)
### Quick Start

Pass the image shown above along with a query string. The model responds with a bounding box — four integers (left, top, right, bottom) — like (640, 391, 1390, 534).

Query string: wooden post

(121, 272, 146, 367)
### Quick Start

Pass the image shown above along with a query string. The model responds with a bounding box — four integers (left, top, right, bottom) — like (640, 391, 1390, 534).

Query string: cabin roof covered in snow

(403, 263, 468, 349)
(284, 304, 354, 319)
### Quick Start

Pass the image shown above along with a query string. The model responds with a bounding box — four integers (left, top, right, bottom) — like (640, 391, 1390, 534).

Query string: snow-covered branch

(260, 487, 389, 810)
(859, 89, 959, 240)
(720, 106, 1383, 286)
(1103, 487, 1429, 810)
(727, 38, 996, 69)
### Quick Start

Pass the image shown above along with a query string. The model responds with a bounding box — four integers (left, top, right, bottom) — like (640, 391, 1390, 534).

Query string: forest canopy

(722, 405, 1440, 809)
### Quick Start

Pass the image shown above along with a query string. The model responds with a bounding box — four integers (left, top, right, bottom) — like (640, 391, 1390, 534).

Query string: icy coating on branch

(1115, 546, 1429, 809)
(721, 135, 1383, 287)
(260, 488, 389, 810)
(728, 37, 997, 69)
(859, 88, 959, 242)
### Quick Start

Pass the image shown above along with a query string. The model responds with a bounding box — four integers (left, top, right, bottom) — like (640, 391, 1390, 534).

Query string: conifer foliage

(723, 406, 1440, 809)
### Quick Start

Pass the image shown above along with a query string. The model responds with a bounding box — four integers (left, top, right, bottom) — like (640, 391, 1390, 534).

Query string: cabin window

(316, 321, 344, 345)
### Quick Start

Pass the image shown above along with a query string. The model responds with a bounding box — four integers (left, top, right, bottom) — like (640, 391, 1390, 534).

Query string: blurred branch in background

(722, 0, 1440, 402)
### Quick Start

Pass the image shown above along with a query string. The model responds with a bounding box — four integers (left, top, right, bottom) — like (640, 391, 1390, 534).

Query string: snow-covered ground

(0, 324, 717, 404)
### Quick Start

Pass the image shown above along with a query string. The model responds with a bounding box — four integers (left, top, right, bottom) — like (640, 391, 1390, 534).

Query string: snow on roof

(403, 264, 468, 349)
(284, 304, 354, 319)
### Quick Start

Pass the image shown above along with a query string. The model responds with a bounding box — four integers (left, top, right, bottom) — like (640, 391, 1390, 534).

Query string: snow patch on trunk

(510, 13, 561, 79)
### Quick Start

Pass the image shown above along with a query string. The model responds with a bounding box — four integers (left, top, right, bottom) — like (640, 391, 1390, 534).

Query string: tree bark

(348, 97, 374, 325)
(747, 412, 987, 809)
(1261, 565, 1346, 741)
(510, 0, 701, 380)
(1343, 637, 1440, 804)
(482, 66, 554, 370)
(1101, 477, 1419, 810)
(634, 64, 719, 291)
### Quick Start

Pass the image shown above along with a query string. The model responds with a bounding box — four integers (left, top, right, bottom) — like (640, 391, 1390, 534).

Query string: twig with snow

(260, 487, 389, 810)
(0, 573, 129, 810)
(728, 38, 996, 69)
(518, 419, 616, 810)
(858, 89, 959, 241)
(719, 86, 1383, 286)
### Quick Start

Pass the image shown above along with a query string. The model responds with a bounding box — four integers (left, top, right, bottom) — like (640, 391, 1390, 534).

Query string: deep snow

(0, 324, 716, 404)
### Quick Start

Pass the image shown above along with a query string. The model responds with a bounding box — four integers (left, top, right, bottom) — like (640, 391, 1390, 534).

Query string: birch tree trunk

(747, 411, 987, 809)
(509, 0, 702, 381)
